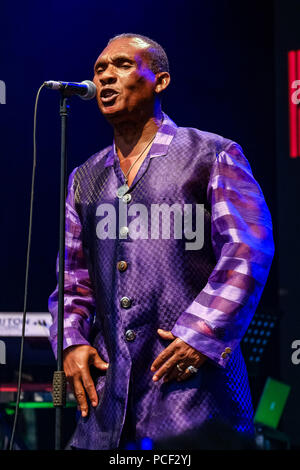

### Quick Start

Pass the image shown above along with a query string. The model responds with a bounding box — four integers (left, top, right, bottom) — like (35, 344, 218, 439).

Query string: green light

(6, 402, 76, 410)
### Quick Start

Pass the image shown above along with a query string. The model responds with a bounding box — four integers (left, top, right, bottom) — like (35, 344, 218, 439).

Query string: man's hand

(150, 329, 207, 383)
(63, 344, 109, 417)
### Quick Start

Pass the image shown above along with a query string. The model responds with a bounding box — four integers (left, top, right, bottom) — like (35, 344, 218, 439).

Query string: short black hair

(107, 33, 169, 74)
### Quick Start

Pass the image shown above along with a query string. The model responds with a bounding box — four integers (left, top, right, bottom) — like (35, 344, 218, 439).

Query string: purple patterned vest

(69, 121, 255, 449)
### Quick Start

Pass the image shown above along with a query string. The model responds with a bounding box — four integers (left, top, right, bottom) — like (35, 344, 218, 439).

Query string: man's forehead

(96, 37, 151, 62)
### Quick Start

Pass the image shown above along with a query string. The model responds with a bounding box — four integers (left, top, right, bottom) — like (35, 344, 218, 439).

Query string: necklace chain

(117, 121, 162, 183)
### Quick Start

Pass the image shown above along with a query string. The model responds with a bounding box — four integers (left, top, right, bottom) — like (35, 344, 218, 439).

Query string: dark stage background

(0, 0, 299, 449)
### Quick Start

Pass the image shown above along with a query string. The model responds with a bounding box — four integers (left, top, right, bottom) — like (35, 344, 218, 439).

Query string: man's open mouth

(100, 88, 119, 105)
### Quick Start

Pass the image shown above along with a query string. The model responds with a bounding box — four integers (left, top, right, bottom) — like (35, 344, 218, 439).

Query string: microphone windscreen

(80, 80, 97, 100)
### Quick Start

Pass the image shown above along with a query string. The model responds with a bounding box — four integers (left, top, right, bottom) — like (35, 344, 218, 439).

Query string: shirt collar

(104, 112, 177, 167)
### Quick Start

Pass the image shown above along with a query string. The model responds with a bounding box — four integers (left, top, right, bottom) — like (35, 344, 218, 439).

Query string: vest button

(125, 329, 136, 342)
(122, 193, 132, 203)
(119, 226, 129, 238)
(117, 260, 128, 272)
(120, 296, 132, 308)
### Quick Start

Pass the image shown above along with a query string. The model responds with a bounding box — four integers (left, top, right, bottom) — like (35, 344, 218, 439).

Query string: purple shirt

(48, 113, 274, 449)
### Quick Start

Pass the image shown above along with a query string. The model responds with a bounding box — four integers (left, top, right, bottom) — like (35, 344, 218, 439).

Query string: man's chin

(100, 104, 128, 123)
(101, 105, 119, 115)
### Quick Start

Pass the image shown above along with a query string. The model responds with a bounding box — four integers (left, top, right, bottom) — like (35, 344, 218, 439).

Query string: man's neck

(113, 105, 163, 160)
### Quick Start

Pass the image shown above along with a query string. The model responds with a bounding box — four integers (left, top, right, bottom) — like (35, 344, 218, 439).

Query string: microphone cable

(9, 83, 45, 450)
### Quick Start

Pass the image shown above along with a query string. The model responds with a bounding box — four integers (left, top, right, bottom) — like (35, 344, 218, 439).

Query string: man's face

(93, 37, 158, 121)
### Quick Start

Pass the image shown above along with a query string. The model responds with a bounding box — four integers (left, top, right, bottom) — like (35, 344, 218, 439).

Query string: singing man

(49, 33, 274, 449)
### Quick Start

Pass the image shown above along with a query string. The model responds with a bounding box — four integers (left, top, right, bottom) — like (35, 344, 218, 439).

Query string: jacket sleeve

(48, 168, 96, 359)
(171, 142, 275, 367)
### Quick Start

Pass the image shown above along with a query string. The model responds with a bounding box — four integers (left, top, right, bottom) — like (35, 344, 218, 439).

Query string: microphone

(44, 80, 97, 100)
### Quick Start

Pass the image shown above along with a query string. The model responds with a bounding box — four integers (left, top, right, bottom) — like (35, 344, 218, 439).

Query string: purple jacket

(49, 113, 274, 449)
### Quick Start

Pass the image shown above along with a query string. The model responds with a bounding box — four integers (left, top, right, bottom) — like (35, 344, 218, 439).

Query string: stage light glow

(288, 50, 300, 158)
(140, 436, 153, 450)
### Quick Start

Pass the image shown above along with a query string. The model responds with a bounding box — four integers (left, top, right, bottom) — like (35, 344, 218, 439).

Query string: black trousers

(71, 379, 136, 450)
(118, 388, 136, 449)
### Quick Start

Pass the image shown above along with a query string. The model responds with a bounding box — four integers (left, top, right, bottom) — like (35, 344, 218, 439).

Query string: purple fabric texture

(48, 113, 274, 449)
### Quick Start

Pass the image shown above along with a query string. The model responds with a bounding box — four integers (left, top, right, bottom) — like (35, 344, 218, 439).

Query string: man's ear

(155, 72, 171, 95)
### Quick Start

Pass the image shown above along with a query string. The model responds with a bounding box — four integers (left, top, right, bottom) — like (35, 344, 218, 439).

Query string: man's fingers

(152, 356, 178, 382)
(157, 329, 176, 340)
(163, 363, 184, 383)
(73, 378, 89, 417)
(150, 330, 177, 371)
(177, 366, 197, 382)
(81, 369, 99, 407)
(150, 334, 207, 383)
(150, 344, 177, 372)
(90, 350, 109, 371)
(63, 346, 109, 415)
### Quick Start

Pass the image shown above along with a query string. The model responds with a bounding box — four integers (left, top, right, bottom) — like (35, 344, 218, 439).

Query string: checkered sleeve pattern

(171, 142, 275, 367)
(48, 168, 96, 358)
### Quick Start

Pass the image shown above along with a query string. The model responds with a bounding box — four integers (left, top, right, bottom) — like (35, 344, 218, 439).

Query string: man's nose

(99, 67, 117, 86)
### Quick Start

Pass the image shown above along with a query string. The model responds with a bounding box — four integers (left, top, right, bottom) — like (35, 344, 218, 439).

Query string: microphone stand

(52, 91, 69, 450)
